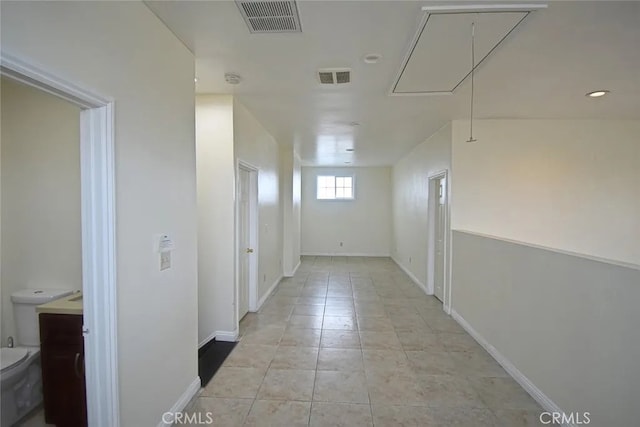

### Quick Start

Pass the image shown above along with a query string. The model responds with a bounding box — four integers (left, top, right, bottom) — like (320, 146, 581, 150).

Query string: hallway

(189, 256, 543, 426)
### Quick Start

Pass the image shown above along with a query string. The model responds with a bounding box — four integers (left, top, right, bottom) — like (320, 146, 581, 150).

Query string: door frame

(427, 170, 452, 314)
(1, 54, 119, 426)
(235, 160, 259, 325)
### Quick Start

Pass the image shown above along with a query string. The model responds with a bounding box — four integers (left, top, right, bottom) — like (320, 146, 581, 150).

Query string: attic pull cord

(466, 22, 478, 143)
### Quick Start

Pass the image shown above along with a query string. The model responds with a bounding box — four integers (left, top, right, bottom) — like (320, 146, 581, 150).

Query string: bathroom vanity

(37, 293, 87, 427)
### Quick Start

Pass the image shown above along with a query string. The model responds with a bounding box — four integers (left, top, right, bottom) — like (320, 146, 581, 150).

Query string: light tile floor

(185, 256, 548, 426)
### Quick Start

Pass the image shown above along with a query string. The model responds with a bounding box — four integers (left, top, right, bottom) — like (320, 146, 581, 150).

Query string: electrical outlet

(339, 242, 343, 247)
(263, 274, 266, 283)
(409, 257, 412, 264)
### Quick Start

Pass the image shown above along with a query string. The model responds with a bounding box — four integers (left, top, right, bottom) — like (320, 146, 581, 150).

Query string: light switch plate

(160, 251, 171, 271)
(157, 234, 175, 253)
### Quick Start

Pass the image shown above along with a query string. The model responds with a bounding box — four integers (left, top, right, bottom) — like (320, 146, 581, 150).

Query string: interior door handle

(74, 353, 83, 379)
(246, 248, 254, 253)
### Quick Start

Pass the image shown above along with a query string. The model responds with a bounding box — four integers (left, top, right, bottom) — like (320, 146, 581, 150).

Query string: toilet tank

(11, 289, 75, 346)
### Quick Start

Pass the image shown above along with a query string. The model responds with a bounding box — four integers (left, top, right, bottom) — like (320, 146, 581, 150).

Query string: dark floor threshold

(198, 338, 237, 387)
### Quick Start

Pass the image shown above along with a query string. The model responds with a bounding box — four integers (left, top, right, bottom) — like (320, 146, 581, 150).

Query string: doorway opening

(236, 162, 258, 325)
(427, 170, 450, 311)
(1, 54, 119, 426)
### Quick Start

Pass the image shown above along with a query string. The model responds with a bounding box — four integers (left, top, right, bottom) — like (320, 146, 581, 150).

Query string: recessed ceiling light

(363, 53, 382, 64)
(346, 148, 354, 152)
(586, 90, 609, 98)
(194, 77, 198, 83)
(225, 73, 242, 85)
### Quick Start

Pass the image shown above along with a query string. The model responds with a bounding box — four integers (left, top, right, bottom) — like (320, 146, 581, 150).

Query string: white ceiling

(146, 1, 640, 166)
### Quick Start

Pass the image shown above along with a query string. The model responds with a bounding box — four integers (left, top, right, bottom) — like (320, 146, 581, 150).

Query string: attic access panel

(392, 11, 529, 95)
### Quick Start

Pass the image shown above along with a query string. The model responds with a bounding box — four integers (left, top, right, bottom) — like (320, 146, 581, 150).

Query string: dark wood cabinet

(39, 313, 87, 427)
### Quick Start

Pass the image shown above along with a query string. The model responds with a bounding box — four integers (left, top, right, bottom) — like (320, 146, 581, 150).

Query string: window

(317, 175, 354, 200)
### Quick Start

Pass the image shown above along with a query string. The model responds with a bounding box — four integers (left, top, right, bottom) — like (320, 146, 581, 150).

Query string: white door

(434, 176, 446, 302)
(238, 167, 252, 319)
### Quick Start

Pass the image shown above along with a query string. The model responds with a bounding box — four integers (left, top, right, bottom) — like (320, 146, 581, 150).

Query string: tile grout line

(354, 271, 377, 427)
(244, 277, 285, 425)
(307, 272, 327, 426)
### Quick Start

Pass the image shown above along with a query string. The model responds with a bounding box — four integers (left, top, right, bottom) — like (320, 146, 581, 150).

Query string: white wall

(281, 148, 302, 276)
(451, 119, 640, 266)
(449, 119, 640, 426)
(452, 231, 640, 427)
(301, 167, 392, 256)
(392, 124, 452, 287)
(1, 78, 81, 344)
(292, 155, 301, 266)
(233, 100, 283, 302)
(196, 95, 235, 344)
(1, 2, 198, 425)
(196, 97, 285, 344)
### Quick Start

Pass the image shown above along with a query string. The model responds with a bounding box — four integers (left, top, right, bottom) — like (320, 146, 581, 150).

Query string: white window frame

(316, 174, 355, 200)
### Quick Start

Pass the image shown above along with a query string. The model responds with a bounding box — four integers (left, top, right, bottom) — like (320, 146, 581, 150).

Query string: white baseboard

(292, 260, 301, 276)
(198, 331, 217, 349)
(157, 377, 201, 427)
(301, 252, 391, 257)
(451, 310, 572, 427)
(391, 256, 428, 293)
(199, 328, 239, 347)
(284, 260, 301, 277)
(256, 275, 282, 310)
(215, 329, 239, 342)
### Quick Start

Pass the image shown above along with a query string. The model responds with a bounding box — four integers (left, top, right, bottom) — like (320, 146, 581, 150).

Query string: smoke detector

(363, 53, 382, 64)
(225, 73, 242, 84)
(318, 69, 351, 85)
(235, 0, 302, 33)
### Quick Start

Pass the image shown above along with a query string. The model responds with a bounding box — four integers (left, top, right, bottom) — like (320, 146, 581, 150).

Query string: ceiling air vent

(318, 69, 352, 85)
(335, 71, 351, 84)
(319, 71, 335, 84)
(235, 0, 302, 33)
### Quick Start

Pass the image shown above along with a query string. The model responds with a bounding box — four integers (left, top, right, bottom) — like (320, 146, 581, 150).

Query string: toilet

(1, 289, 74, 426)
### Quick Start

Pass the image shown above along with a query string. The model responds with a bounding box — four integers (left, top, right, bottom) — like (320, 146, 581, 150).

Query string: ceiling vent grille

(235, 0, 302, 33)
(335, 71, 351, 84)
(318, 69, 352, 85)
(319, 72, 335, 84)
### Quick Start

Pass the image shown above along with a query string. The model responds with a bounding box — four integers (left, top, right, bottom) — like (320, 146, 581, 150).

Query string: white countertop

(36, 292, 83, 315)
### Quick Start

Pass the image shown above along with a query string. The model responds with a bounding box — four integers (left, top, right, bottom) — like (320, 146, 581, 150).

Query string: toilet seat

(0, 347, 29, 374)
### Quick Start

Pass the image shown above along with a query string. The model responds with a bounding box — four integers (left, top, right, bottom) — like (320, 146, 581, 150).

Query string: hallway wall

(451, 119, 640, 265)
(197, 97, 288, 345)
(1, 2, 199, 425)
(450, 119, 640, 426)
(301, 166, 392, 256)
(452, 231, 640, 427)
(391, 124, 451, 288)
(281, 148, 302, 276)
(196, 95, 236, 344)
(233, 100, 284, 302)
